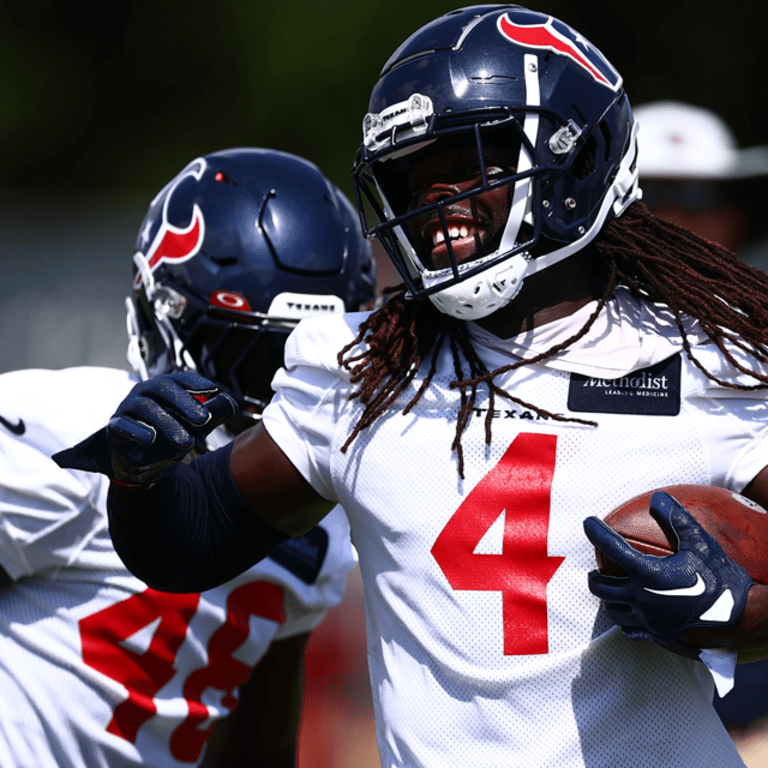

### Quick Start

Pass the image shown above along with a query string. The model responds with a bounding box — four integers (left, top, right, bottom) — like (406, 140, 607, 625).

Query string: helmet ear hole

(569, 136, 598, 181)
(599, 121, 613, 161)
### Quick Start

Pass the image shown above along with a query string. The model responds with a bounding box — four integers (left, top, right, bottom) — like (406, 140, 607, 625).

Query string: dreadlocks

(338, 202, 768, 476)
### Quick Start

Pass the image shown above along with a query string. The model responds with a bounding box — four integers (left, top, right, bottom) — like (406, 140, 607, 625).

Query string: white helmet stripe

(499, 53, 540, 254)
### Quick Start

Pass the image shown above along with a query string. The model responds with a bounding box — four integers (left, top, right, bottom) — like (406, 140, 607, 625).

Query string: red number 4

(431, 433, 564, 656)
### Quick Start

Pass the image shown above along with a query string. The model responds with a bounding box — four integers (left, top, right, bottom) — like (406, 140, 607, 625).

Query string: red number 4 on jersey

(432, 433, 564, 655)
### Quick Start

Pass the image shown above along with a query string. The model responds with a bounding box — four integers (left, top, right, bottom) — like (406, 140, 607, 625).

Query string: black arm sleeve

(107, 443, 289, 593)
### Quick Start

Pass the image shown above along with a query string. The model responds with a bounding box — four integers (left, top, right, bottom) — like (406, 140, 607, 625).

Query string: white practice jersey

(262, 288, 768, 768)
(0, 366, 355, 768)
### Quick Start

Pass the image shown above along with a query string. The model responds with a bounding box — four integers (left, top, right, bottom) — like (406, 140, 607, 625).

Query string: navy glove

(52, 371, 237, 485)
(584, 491, 753, 653)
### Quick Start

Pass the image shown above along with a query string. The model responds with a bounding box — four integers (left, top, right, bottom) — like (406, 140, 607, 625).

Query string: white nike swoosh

(644, 573, 706, 597)
(699, 590, 735, 623)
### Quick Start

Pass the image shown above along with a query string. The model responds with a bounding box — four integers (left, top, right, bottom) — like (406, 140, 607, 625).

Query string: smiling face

(405, 141, 518, 271)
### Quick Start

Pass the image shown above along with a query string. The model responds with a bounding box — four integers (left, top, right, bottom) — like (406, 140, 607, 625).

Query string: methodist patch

(567, 355, 681, 416)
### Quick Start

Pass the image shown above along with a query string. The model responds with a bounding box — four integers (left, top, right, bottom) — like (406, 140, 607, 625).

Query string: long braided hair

(338, 202, 768, 476)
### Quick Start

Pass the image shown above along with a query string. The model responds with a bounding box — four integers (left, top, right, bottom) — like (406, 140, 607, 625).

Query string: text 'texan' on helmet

(352, 5, 640, 321)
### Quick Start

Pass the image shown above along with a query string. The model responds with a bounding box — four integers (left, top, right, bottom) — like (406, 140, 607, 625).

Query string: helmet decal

(497, 13, 621, 92)
(135, 159, 206, 287)
(210, 291, 252, 312)
(145, 206, 204, 272)
(267, 291, 345, 319)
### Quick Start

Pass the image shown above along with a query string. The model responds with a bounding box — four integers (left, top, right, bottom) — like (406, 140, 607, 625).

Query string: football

(596, 484, 768, 584)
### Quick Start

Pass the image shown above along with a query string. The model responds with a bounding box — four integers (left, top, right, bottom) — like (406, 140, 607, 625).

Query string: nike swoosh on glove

(52, 371, 237, 485)
(583, 491, 753, 653)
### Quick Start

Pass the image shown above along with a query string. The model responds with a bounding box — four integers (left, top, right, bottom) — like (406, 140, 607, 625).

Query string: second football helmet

(352, 4, 640, 320)
(127, 147, 376, 427)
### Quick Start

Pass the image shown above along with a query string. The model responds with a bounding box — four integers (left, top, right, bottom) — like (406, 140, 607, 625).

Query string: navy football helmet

(352, 4, 640, 320)
(127, 148, 375, 427)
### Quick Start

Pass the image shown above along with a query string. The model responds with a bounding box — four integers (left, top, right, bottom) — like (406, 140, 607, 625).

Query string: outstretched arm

(53, 372, 334, 592)
(228, 423, 335, 538)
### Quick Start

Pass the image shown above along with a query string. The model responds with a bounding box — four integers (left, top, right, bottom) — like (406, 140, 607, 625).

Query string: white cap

(634, 100, 768, 179)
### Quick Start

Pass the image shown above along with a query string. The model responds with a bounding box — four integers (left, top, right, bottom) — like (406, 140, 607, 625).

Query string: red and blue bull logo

(134, 159, 206, 287)
(497, 12, 621, 92)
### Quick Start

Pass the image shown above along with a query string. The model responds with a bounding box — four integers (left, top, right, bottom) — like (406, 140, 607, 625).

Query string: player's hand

(583, 491, 753, 652)
(52, 371, 237, 485)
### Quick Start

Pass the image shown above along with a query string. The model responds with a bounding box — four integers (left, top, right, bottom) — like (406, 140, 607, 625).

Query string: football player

(0, 147, 375, 767)
(57, 6, 768, 767)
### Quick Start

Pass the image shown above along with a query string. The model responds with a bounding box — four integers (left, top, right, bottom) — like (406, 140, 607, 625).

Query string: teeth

(431, 226, 476, 247)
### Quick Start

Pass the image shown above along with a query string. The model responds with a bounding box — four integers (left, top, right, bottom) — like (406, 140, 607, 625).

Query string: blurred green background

(1, 0, 767, 372)
(3, 0, 768, 198)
